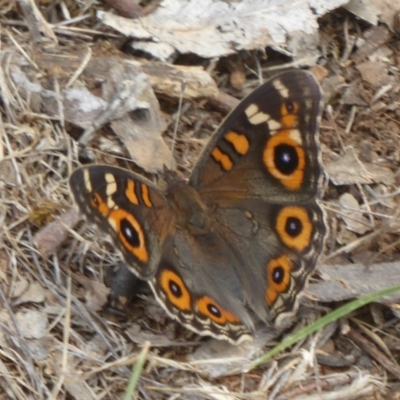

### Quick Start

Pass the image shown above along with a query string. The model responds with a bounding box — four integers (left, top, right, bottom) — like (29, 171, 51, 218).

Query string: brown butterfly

(69, 70, 327, 344)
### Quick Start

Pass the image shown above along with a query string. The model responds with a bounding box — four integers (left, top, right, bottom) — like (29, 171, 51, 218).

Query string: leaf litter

(1, 0, 400, 398)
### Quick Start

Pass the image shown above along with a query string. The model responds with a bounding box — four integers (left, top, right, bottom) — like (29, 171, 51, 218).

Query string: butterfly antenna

(170, 80, 186, 170)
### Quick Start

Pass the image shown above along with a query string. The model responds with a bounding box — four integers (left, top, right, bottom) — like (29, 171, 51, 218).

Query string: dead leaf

(341, 82, 368, 106)
(8, 51, 174, 173)
(346, 0, 400, 29)
(188, 328, 277, 377)
(345, 0, 380, 25)
(98, 0, 348, 61)
(11, 280, 46, 305)
(338, 193, 372, 235)
(26, 338, 52, 361)
(125, 324, 174, 347)
(98, 65, 174, 172)
(351, 25, 391, 64)
(309, 262, 400, 303)
(0, 160, 18, 185)
(15, 309, 48, 340)
(52, 352, 98, 399)
(72, 273, 110, 312)
(325, 148, 395, 186)
(33, 207, 82, 258)
(357, 61, 392, 88)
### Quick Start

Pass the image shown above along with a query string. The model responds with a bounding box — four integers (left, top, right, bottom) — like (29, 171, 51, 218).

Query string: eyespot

(196, 296, 240, 324)
(266, 255, 292, 307)
(263, 132, 305, 191)
(285, 216, 302, 237)
(276, 206, 312, 251)
(281, 101, 299, 128)
(207, 303, 222, 318)
(120, 218, 140, 247)
(159, 270, 191, 311)
(108, 209, 148, 263)
(274, 143, 299, 175)
(272, 265, 285, 285)
(169, 280, 182, 297)
(285, 100, 295, 114)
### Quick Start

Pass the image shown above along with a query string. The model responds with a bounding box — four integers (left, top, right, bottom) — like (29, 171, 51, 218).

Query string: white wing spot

(248, 111, 270, 125)
(107, 197, 117, 209)
(83, 169, 92, 192)
(289, 129, 302, 145)
(105, 173, 117, 196)
(267, 119, 282, 133)
(245, 103, 271, 125)
(245, 103, 259, 118)
(273, 79, 289, 98)
(108, 217, 117, 231)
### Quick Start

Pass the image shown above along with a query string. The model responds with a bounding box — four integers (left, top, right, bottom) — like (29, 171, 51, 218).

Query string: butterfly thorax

(168, 184, 211, 235)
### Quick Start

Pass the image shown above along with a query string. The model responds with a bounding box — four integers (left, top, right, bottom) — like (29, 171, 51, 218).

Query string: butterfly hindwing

(149, 233, 254, 343)
(212, 200, 326, 325)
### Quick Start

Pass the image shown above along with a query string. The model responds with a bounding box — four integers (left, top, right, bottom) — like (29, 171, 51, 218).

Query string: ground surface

(1, 2, 400, 399)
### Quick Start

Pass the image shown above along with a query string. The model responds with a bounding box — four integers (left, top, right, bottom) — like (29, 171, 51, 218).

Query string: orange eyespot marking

(266, 255, 292, 307)
(90, 192, 110, 216)
(263, 132, 305, 191)
(276, 206, 312, 251)
(109, 209, 149, 262)
(125, 180, 139, 205)
(196, 296, 240, 324)
(280, 101, 299, 128)
(141, 183, 153, 208)
(224, 131, 250, 155)
(159, 270, 191, 311)
(211, 147, 233, 171)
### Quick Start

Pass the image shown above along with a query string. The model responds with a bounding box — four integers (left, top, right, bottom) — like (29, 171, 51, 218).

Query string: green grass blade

(251, 282, 400, 368)
(124, 341, 151, 400)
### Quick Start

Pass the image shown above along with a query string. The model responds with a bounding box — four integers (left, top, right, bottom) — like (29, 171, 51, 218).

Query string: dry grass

(1, 1, 400, 399)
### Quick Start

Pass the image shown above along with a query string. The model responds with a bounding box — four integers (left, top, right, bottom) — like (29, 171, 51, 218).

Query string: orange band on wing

(211, 147, 233, 171)
(125, 180, 139, 205)
(224, 131, 250, 155)
(141, 183, 153, 208)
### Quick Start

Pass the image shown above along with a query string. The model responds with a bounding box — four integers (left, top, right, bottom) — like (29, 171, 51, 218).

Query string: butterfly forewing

(190, 70, 324, 204)
(69, 165, 173, 279)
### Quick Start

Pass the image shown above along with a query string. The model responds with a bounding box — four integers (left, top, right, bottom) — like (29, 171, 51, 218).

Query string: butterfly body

(70, 70, 327, 344)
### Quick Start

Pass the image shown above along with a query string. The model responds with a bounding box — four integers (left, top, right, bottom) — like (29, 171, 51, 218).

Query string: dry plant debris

(99, 0, 348, 60)
(0, 0, 400, 399)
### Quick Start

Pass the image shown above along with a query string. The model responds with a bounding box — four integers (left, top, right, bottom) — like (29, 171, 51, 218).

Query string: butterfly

(69, 69, 327, 344)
